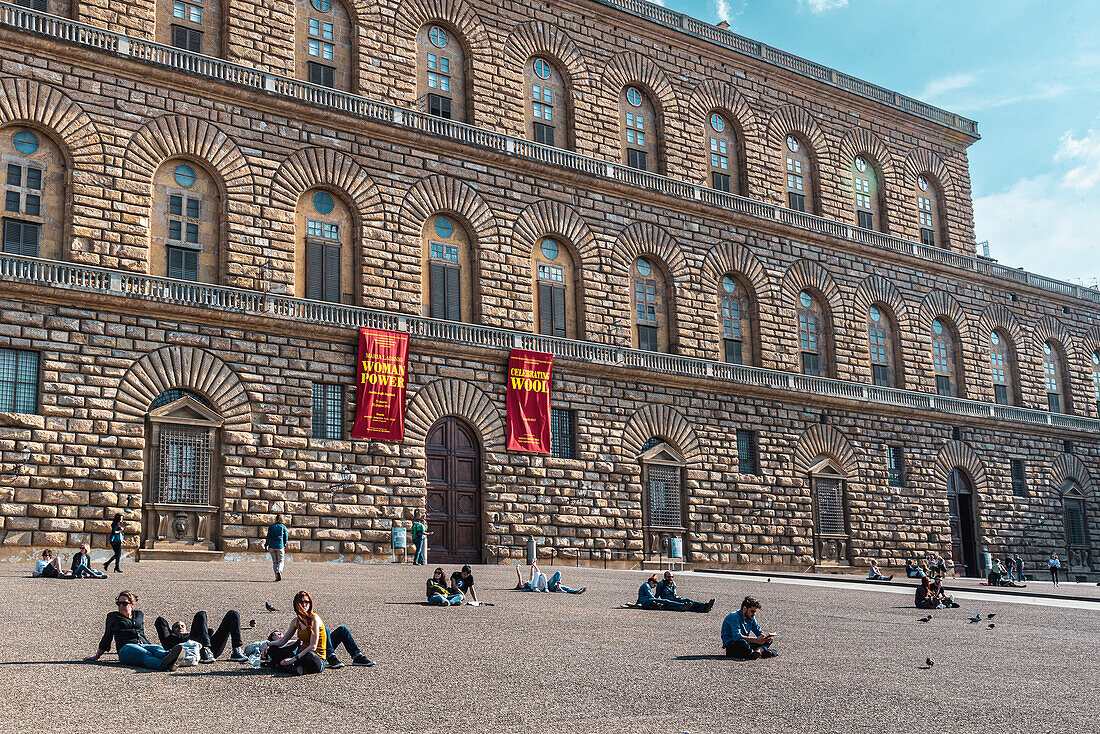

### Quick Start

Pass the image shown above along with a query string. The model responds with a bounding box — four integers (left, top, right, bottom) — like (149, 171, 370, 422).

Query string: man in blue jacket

(656, 570, 713, 613)
(264, 514, 288, 582)
(636, 575, 712, 612)
(721, 596, 777, 659)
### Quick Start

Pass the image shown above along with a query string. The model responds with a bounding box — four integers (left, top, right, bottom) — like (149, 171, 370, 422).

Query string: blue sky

(656, 0, 1100, 285)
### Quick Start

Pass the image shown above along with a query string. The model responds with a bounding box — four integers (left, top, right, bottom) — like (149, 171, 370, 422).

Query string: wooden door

(425, 417, 482, 563)
(947, 469, 978, 577)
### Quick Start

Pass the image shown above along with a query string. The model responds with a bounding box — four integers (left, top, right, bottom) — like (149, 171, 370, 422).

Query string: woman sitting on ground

(70, 545, 107, 579)
(515, 562, 587, 594)
(266, 591, 328, 675)
(84, 590, 186, 671)
(915, 577, 938, 609)
(930, 579, 960, 608)
(904, 559, 921, 578)
(426, 567, 464, 606)
(868, 560, 894, 581)
(34, 549, 72, 579)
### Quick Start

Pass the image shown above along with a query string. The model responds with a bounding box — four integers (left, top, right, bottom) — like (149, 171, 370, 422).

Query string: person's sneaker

(228, 647, 247, 663)
(161, 644, 186, 672)
(761, 648, 779, 659)
(747, 650, 762, 660)
(275, 572, 282, 582)
(327, 654, 345, 669)
(199, 646, 216, 664)
(576, 587, 587, 595)
(704, 599, 715, 613)
(352, 654, 375, 667)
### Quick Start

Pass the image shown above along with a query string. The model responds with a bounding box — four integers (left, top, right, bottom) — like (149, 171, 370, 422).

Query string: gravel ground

(1, 560, 1097, 734)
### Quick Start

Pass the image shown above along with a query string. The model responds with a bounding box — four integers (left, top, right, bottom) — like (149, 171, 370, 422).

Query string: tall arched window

(809, 457, 849, 563)
(418, 23, 468, 121)
(719, 274, 753, 365)
(930, 318, 962, 397)
(1092, 351, 1100, 416)
(851, 156, 886, 231)
(160, 0, 222, 56)
(915, 174, 945, 247)
(421, 214, 473, 322)
(621, 86, 659, 172)
(150, 160, 220, 283)
(706, 112, 740, 194)
(784, 134, 814, 213)
(1063, 482, 1088, 565)
(297, 0, 353, 90)
(866, 304, 899, 387)
(296, 188, 354, 304)
(532, 237, 578, 339)
(797, 290, 830, 377)
(1042, 341, 1071, 414)
(639, 437, 686, 560)
(632, 257, 671, 353)
(1, 127, 65, 261)
(526, 57, 569, 149)
(989, 330, 1019, 406)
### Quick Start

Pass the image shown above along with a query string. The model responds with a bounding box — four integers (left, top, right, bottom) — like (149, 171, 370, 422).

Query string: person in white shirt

(33, 549, 72, 578)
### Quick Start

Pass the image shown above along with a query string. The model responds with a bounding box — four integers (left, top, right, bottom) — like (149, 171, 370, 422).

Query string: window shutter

(444, 264, 461, 321)
(188, 29, 203, 53)
(3, 220, 21, 255)
(172, 25, 188, 50)
(167, 248, 183, 280)
(323, 243, 341, 303)
(306, 241, 324, 300)
(551, 285, 567, 338)
(20, 222, 39, 258)
(538, 283, 553, 336)
(429, 262, 445, 319)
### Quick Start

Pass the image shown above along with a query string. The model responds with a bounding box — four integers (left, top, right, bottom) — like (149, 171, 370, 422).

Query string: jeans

(414, 537, 427, 565)
(269, 548, 285, 576)
(327, 625, 363, 659)
(105, 539, 122, 571)
(724, 640, 771, 659)
(73, 562, 106, 579)
(155, 611, 243, 657)
(118, 643, 171, 670)
(547, 571, 581, 594)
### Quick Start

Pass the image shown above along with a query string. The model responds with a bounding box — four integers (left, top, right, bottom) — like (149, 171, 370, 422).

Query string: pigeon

(918, 614, 933, 623)
(968, 614, 982, 623)
(987, 613, 996, 619)
(767, 578, 771, 583)
(925, 657, 935, 668)
(988, 623, 996, 629)
(249, 619, 256, 628)
(265, 602, 278, 612)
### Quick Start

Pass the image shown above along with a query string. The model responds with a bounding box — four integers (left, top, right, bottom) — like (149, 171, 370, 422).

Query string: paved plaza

(1, 561, 1098, 734)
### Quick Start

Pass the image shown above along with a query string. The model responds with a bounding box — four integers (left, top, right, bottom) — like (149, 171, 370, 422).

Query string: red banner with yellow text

(506, 349, 553, 454)
(351, 327, 409, 442)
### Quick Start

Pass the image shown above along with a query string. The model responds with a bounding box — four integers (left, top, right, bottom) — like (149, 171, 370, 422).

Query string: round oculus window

(173, 163, 197, 188)
(540, 239, 559, 261)
(721, 275, 736, 294)
(311, 0, 330, 11)
(786, 135, 799, 152)
(1044, 343, 1052, 355)
(312, 191, 335, 215)
(1093, 352, 1099, 365)
(710, 113, 725, 133)
(855, 156, 868, 172)
(990, 331, 1000, 346)
(12, 129, 39, 155)
(533, 58, 551, 80)
(626, 87, 643, 107)
(433, 216, 454, 239)
(799, 291, 813, 309)
(932, 319, 944, 334)
(869, 305, 881, 322)
(636, 258, 651, 276)
(918, 175, 929, 191)
(428, 26, 447, 48)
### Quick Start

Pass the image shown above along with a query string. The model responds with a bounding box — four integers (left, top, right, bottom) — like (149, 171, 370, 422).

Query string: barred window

(1065, 490, 1087, 547)
(736, 429, 758, 475)
(550, 407, 576, 460)
(1010, 459, 1027, 497)
(0, 347, 38, 414)
(311, 382, 343, 439)
(814, 476, 845, 535)
(887, 446, 904, 487)
(646, 464, 682, 528)
(156, 425, 211, 505)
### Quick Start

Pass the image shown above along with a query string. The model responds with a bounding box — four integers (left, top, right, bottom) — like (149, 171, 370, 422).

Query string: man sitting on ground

(450, 565, 478, 604)
(155, 610, 248, 663)
(905, 559, 922, 578)
(868, 560, 894, 581)
(721, 596, 777, 659)
(515, 562, 587, 594)
(656, 570, 713, 612)
(33, 549, 72, 578)
(636, 575, 711, 612)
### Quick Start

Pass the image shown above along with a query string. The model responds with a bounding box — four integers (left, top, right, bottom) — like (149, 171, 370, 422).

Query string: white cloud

(799, 0, 849, 12)
(714, 0, 733, 23)
(918, 73, 978, 102)
(1056, 124, 1100, 190)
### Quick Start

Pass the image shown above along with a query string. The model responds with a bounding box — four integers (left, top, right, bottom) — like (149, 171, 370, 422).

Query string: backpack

(177, 640, 202, 667)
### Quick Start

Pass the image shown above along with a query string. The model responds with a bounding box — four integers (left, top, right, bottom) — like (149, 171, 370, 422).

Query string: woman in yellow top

(267, 590, 328, 675)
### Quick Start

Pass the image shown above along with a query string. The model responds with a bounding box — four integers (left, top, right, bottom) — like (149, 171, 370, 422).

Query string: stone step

(135, 547, 225, 562)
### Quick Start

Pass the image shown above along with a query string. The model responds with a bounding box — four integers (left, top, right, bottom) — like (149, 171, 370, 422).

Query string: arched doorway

(947, 468, 979, 576)
(425, 416, 482, 563)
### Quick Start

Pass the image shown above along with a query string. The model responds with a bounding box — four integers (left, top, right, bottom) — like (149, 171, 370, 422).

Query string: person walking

(1014, 554, 1025, 582)
(103, 514, 124, 573)
(265, 514, 289, 582)
(411, 510, 430, 566)
(1049, 553, 1061, 587)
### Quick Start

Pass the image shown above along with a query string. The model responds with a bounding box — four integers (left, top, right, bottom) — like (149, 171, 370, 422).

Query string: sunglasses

(116, 600, 132, 606)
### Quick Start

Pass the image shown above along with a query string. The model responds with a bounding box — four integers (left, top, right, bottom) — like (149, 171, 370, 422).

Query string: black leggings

(1050, 567, 1060, 585)
(155, 611, 243, 657)
(725, 640, 767, 659)
(267, 643, 325, 675)
(105, 539, 122, 571)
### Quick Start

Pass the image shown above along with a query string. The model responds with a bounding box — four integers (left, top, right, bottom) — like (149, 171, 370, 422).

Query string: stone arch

(1050, 454, 1094, 496)
(933, 440, 987, 493)
(685, 79, 758, 138)
(511, 199, 597, 266)
(599, 51, 678, 116)
(114, 346, 252, 430)
(765, 104, 829, 160)
(1082, 326, 1100, 361)
(903, 147, 955, 196)
(122, 115, 254, 199)
(700, 241, 772, 299)
(1033, 314, 1076, 356)
(779, 259, 843, 314)
(392, 0, 489, 57)
(919, 290, 970, 338)
(0, 77, 105, 169)
(978, 304, 1024, 347)
(404, 378, 504, 449)
(270, 146, 383, 226)
(611, 221, 689, 285)
(620, 404, 702, 466)
(838, 126, 895, 176)
(852, 274, 910, 323)
(792, 425, 859, 478)
(502, 21, 589, 85)
(397, 174, 498, 244)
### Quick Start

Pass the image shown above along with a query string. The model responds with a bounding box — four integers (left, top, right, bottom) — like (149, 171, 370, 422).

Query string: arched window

(915, 174, 945, 247)
(639, 437, 686, 560)
(797, 290, 830, 377)
(1042, 341, 1071, 414)
(851, 156, 886, 232)
(866, 304, 899, 387)
(1092, 351, 1100, 416)
(1, 127, 65, 261)
(1062, 482, 1088, 562)
(930, 318, 963, 397)
(161, 0, 222, 56)
(421, 214, 473, 322)
(418, 23, 468, 121)
(784, 134, 814, 213)
(632, 256, 672, 353)
(296, 188, 354, 304)
(532, 237, 579, 339)
(706, 112, 740, 194)
(621, 86, 659, 173)
(525, 57, 569, 149)
(150, 160, 220, 283)
(297, 0, 353, 90)
(719, 274, 754, 365)
(989, 330, 1019, 406)
(809, 457, 849, 563)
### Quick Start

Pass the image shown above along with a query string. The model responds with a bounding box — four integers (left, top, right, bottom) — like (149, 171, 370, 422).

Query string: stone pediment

(639, 441, 686, 466)
(147, 395, 223, 427)
(807, 456, 845, 477)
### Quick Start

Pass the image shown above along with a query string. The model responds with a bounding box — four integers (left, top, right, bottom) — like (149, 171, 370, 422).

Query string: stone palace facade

(0, 0, 1098, 573)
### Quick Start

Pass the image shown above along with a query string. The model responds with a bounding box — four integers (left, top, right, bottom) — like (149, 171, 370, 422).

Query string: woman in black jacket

(103, 514, 124, 573)
(71, 544, 107, 579)
(84, 590, 185, 671)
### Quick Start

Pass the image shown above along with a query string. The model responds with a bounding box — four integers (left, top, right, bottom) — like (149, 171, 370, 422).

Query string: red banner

(506, 349, 553, 453)
(351, 327, 409, 441)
